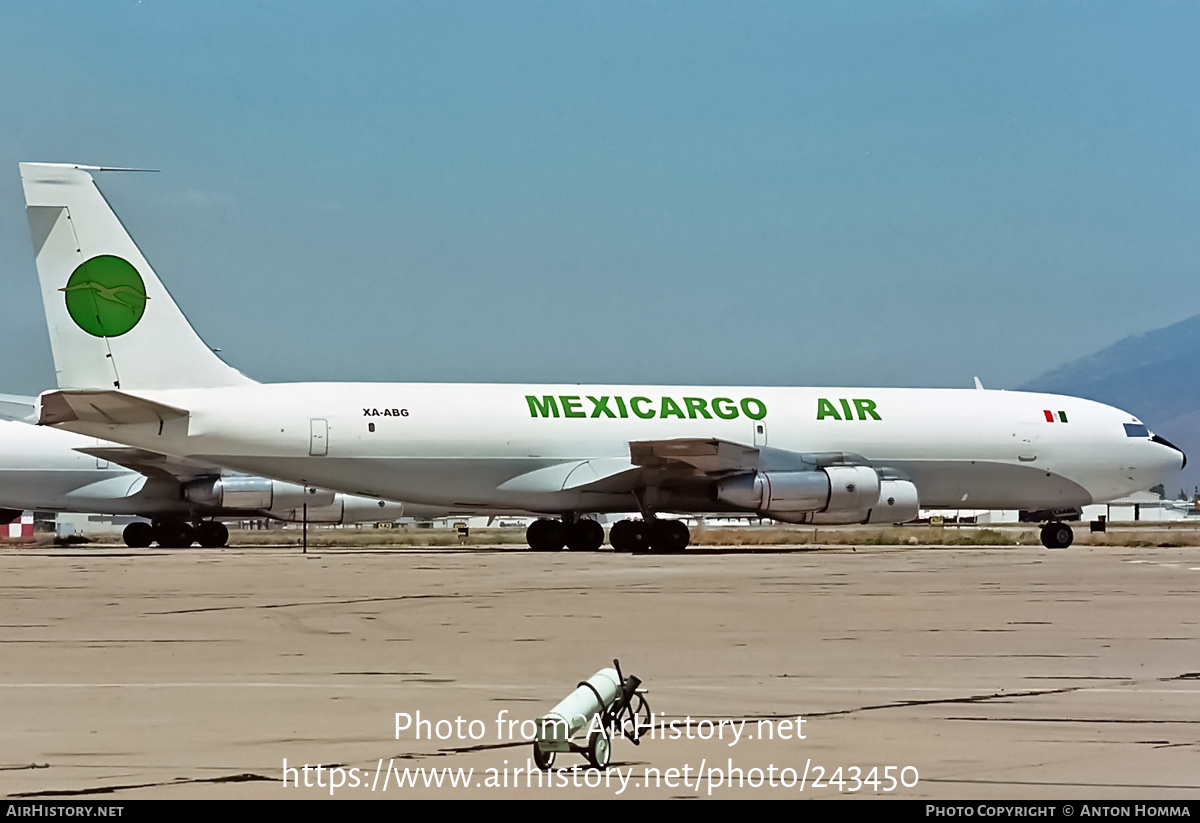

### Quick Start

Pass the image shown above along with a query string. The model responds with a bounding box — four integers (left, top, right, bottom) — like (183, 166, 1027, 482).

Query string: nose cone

(1125, 430, 1188, 503)
(1082, 405, 1188, 504)
(1151, 433, 1187, 470)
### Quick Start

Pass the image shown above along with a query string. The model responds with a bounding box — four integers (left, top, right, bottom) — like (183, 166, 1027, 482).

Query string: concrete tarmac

(1, 543, 1198, 800)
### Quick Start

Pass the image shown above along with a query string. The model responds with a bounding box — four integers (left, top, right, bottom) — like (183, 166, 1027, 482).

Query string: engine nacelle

(715, 468, 918, 525)
(716, 470, 829, 513)
(184, 476, 336, 512)
(271, 496, 406, 524)
(807, 478, 921, 524)
(822, 465, 882, 512)
(270, 500, 345, 523)
(716, 466, 881, 520)
(865, 479, 920, 524)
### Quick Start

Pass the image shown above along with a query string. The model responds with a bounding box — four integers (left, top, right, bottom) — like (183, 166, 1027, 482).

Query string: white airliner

(19, 162, 1185, 551)
(0, 400, 409, 547)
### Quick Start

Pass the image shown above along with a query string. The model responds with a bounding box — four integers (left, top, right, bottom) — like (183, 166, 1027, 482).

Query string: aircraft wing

(629, 438, 761, 475)
(629, 437, 871, 476)
(73, 445, 224, 484)
(499, 438, 879, 499)
(498, 437, 797, 496)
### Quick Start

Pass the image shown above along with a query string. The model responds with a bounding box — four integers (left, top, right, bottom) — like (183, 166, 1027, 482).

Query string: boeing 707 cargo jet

(20, 163, 1185, 551)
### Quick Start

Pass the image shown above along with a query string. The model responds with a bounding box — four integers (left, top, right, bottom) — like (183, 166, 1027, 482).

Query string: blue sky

(0, 1, 1197, 393)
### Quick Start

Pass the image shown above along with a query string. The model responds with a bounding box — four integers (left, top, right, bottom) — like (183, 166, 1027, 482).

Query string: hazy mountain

(1021, 314, 1200, 498)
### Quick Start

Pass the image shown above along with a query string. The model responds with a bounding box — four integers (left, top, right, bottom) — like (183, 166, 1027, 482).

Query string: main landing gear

(1039, 521, 1074, 549)
(524, 517, 692, 553)
(528, 515, 696, 554)
(526, 518, 605, 552)
(610, 518, 690, 553)
(123, 520, 229, 549)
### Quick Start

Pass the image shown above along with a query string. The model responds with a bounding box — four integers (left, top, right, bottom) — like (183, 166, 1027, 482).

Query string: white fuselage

(47, 382, 1182, 516)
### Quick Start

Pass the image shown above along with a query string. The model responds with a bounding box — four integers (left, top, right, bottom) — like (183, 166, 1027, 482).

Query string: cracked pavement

(1, 543, 1197, 798)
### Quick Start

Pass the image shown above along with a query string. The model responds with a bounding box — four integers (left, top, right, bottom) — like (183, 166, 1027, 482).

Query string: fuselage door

(1016, 415, 1044, 464)
(753, 421, 768, 447)
(310, 419, 328, 456)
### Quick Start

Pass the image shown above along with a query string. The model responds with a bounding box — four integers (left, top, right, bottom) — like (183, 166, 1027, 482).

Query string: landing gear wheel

(650, 519, 690, 553)
(565, 519, 604, 551)
(615, 520, 652, 553)
(526, 519, 566, 552)
(609, 519, 633, 552)
(532, 742, 555, 770)
(587, 730, 611, 769)
(196, 521, 229, 548)
(154, 520, 196, 549)
(1040, 522, 1074, 549)
(123, 522, 153, 548)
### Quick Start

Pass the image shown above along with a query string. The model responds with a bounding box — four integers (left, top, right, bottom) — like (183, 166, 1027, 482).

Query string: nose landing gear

(1039, 522, 1074, 549)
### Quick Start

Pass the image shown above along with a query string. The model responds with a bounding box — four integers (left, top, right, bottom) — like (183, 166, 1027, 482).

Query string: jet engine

(183, 476, 336, 512)
(716, 467, 919, 525)
(862, 478, 920, 524)
(268, 497, 404, 524)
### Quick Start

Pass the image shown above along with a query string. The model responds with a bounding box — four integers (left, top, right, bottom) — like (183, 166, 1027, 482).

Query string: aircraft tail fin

(20, 163, 255, 391)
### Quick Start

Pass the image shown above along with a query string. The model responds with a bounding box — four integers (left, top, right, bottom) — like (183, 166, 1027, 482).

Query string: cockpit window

(1124, 423, 1150, 438)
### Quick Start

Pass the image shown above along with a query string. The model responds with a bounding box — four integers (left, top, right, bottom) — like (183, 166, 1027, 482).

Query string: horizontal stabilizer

(0, 393, 37, 423)
(39, 389, 189, 427)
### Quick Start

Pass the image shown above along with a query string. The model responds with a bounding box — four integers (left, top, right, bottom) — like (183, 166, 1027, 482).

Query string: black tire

(526, 518, 566, 552)
(196, 521, 229, 548)
(609, 519, 633, 552)
(625, 520, 652, 553)
(565, 519, 604, 551)
(123, 522, 154, 548)
(532, 742, 555, 770)
(1040, 522, 1073, 549)
(650, 519, 690, 553)
(154, 520, 195, 548)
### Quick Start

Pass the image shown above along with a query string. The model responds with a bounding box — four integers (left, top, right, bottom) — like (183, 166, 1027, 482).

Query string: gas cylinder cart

(532, 659, 649, 770)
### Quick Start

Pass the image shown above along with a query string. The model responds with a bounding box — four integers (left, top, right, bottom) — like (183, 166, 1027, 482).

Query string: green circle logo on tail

(61, 255, 149, 338)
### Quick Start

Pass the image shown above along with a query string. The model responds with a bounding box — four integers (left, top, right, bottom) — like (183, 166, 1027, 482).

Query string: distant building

(1082, 491, 1186, 523)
